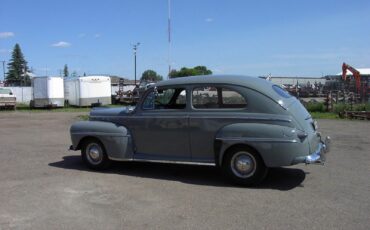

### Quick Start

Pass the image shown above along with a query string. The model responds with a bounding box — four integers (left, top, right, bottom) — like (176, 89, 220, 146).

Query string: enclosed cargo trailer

(31, 76, 64, 108)
(64, 76, 111, 106)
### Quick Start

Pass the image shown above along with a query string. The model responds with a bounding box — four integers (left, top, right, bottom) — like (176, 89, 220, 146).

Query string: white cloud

(52, 41, 71, 48)
(78, 33, 86, 38)
(205, 18, 214, 23)
(0, 32, 15, 38)
(94, 33, 101, 38)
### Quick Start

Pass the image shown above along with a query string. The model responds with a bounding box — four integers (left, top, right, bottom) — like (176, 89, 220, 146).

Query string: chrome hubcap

(86, 143, 103, 165)
(231, 152, 256, 178)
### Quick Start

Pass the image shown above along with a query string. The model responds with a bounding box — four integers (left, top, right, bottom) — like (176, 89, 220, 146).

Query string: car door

(189, 85, 248, 163)
(129, 87, 191, 161)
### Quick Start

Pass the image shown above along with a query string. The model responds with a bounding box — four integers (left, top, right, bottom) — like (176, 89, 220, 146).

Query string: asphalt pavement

(0, 112, 369, 230)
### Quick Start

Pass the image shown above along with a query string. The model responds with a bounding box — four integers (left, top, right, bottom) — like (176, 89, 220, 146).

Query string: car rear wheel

(222, 146, 268, 186)
(81, 138, 111, 170)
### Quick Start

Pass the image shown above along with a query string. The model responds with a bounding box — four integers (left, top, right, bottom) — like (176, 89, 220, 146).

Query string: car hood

(0, 94, 16, 98)
(90, 106, 135, 117)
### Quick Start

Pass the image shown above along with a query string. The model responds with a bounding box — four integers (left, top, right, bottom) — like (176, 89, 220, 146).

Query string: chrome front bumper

(293, 136, 331, 165)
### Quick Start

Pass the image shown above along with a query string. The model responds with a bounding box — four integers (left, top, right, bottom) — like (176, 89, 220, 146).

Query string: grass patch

(333, 103, 370, 113)
(310, 112, 339, 119)
(77, 115, 90, 120)
(305, 102, 325, 112)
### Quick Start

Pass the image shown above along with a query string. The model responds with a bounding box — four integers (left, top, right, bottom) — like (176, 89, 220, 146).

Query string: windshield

(0, 88, 12, 94)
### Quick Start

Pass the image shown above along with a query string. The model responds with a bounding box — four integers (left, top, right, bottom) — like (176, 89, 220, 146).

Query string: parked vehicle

(64, 76, 111, 106)
(69, 75, 331, 185)
(30, 76, 64, 108)
(0, 88, 16, 110)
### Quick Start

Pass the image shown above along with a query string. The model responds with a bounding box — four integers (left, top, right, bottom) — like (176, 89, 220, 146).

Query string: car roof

(155, 75, 278, 99)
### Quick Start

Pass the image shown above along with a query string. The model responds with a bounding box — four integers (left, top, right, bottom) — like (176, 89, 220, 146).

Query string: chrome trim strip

(216, 137, 297, 143)
(122, 116, 292, 123)
(190, 117, 292, 123)
(108, 157, 216, 166)
(71, 132, 130, 137)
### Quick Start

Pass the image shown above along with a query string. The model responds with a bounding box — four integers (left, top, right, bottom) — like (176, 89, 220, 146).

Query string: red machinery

(342, 62, 362, 94)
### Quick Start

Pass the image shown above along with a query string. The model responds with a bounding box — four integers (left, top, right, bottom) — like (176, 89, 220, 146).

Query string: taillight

(312, 120, 318, 131)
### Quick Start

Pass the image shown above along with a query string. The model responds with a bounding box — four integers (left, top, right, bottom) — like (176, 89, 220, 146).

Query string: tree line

(140, 66, 212, 82)
(3, 43, 213, 86)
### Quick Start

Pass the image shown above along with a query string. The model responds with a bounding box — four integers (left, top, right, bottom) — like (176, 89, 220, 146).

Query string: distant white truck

(0, 88, 16, 110)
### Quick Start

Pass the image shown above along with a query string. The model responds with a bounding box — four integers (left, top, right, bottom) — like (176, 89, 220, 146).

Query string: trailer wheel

(29, 100, 34, 109)
(81, 138, 111, 170)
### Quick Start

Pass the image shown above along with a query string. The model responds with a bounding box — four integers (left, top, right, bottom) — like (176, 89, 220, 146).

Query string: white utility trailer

(31, 76, 64, 108)
(64, 76, 111, 106)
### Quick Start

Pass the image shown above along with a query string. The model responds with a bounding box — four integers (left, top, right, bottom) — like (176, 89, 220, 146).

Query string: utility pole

(168, 0, 171, 79)
(132, 43, 140, 87)
(1, 61, 5, 80)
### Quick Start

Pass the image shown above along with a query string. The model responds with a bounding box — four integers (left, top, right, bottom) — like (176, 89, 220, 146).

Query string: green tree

(141, 70, 163, 82)
(63, 64, 69, 77)
(6, 43, 30, 86)
(169, 66, 212, 78)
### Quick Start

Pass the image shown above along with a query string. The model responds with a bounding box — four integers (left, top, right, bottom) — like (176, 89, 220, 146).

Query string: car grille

(0, 97, 16, 103)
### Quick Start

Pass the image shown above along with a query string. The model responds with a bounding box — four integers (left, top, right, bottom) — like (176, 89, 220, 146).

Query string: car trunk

(287, 99, 321, 154)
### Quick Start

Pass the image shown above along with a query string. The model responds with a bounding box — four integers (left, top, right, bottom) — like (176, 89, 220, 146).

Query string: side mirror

(9, 92, 13, 95)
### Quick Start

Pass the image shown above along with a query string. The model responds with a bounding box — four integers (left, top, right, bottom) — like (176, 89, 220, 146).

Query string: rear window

(272, 85, 291, 98)
(192, 86, 247, 109)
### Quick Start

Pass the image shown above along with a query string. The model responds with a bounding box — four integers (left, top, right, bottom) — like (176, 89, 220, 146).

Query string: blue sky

(1, 0, 369, 80)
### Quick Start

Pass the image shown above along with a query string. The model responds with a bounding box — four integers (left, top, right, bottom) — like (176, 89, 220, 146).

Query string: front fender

(215, 123, 309, 167)
(70, 121, 133, 160)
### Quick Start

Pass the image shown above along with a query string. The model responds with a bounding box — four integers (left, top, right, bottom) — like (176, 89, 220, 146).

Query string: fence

(3, 86, 135, 104)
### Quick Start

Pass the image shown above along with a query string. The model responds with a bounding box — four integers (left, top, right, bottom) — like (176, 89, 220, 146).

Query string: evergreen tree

(6, 44, 30, 86)
(63, 64, 69, 77)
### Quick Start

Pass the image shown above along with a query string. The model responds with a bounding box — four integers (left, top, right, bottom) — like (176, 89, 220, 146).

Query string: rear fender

(70, 121, 133, 160)
(215, 122, 308, 167)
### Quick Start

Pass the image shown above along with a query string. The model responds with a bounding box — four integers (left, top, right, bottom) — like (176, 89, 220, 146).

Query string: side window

(192, 87, 219, 108)
(142, 88, 186, 110)
(192, 86, 247, 109)
(221, 88, 247, 108)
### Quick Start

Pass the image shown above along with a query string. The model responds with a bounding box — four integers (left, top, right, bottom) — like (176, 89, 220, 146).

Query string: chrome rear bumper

(293, 136, 331, 165)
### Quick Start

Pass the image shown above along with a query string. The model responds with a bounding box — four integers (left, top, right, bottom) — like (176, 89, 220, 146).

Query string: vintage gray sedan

(69, 75, 330, 185)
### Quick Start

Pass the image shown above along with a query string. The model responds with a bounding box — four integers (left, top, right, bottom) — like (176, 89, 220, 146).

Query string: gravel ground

(0, 112, 369, 230)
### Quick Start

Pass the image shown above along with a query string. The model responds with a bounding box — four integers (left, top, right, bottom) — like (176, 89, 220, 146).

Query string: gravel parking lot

(0, 112, 369, 230)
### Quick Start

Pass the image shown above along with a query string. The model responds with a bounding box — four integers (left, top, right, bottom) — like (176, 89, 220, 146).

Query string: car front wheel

(222, 147, 268, 186)
(81, 138, 111, 170)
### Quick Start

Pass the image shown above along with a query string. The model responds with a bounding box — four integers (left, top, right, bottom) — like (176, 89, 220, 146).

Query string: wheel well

(221, 144, 265, 166)
(77, 136, 105, 151)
